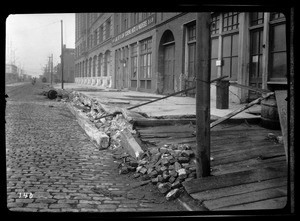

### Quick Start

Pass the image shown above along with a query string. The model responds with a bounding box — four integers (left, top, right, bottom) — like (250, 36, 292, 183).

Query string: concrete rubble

(64, 90, 198, 201)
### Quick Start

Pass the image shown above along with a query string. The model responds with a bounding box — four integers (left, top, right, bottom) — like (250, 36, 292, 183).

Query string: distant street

(5, 82, 185, 213)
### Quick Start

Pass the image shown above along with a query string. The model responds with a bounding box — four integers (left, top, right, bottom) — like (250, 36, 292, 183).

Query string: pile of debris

(116, 143, 197, 201)
(70, 92, 135, 151)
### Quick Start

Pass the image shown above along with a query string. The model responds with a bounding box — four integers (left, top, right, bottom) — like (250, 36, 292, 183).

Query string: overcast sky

(6, 13, 75, 77)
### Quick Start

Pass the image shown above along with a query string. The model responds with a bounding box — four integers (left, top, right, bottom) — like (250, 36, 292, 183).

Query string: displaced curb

(67, 92, 145, 160)
(66, 103, 110, 149)
(119, 128, 144, 160)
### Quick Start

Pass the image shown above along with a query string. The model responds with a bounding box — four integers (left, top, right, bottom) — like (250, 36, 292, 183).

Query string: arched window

(104, 51, 111, 76)
(93, 55, 97, 77)
(98, 54, 103, 76)
(89, 58, 92, 77)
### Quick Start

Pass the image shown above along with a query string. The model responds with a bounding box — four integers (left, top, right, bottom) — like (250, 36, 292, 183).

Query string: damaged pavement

(41, 85, 209, 210)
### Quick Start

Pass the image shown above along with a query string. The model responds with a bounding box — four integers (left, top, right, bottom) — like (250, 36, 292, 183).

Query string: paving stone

(165, 188, 181, 201)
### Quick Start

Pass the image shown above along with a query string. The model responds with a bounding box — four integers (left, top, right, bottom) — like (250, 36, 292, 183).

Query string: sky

(6, 13, 75, 77)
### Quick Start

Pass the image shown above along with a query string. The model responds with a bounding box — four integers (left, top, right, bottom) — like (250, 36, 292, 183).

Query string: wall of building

(74, 12, 288, 105)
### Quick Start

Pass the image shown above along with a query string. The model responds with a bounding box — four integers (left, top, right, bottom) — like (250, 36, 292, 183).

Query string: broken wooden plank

(275, 90, 288, 160)
(182, 166, 287, 195)
(210, 92, 274, 129)
(190, 176, 287, 202)
(203, 186, 287, 210)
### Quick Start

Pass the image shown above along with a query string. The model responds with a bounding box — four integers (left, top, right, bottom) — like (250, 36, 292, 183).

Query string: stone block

(139, 167, 147, 174)
(159, 147, 168, 154)
(169, 170, 178, 178)
(171, 180, 182, 189)
(157, 182, 172, 194)
(162, 171, 170, 182)
(151, 177, 159, 184)
(157, 175, 163, 182)
(174, 162, 182, 172)
(168, 176, 176, 184)
(178, 157, 190, 163)
(149, 170, 158, 178)
(161, 158, 169, 166)
(160, 166, 168, 172)
(166, 188, 181, 201)
(178, 168, 187, 180)
(136, 166, 143, 173)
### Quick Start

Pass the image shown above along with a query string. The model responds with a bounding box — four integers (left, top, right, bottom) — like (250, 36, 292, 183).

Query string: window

(99, 25, 103, 43)
(211, 13, 220, 35)
(222, 12, 239, 32)
(209, 12, 239, 81)
(269, 22, 287, 80)
(250, 12, 264, 26)
(210, 38, 219, 80)
(94, 29, 98, 46)
(222, 34, 238, 80)
(270, 12, 285, 21)
(98, 54, 103, 76)
(106, 18, 111, 39)
(187, 23, 196, 81)
(122, 14, 128, 31)
(140, 38, 152, 79)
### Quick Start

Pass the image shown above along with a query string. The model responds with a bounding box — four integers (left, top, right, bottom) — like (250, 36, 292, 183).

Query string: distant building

(6, 64, 19, 83)
(55, 45, 75, 83)
(74, 12, 288, 104)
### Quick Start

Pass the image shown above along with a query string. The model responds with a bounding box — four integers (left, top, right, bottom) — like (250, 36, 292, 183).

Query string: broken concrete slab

(67, 103, 109, 149)
(119, 128, 144, 160)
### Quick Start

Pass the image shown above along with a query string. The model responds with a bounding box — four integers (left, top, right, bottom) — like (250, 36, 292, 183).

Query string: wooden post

(61, 20, 64, 89)
(195, 13, 211, 178)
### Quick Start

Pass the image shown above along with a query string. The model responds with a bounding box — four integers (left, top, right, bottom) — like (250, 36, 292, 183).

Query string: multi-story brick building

(74, 12, 287, 103)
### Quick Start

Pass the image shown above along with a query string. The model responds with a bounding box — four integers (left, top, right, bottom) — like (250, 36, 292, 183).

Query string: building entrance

(162, 43, 175, 94)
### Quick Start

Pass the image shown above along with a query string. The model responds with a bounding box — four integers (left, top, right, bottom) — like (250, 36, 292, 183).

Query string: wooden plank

(182, 166, 287, 194)
(275, 90, 288, 159)
(203, 186, 287, 210)
(211, 157, 286, 176)
(133, 119, 197, 127)
(217, 196, 287, 210)
(211, 146, 285, 166)
(190, 176, 287, 202)
(137, 125, 194, 134)
(210, 92, 274, 129)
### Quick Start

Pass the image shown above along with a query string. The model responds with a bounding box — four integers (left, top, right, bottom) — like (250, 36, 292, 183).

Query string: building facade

(74, 12, 287, 103)
(55, 45, 75, 83)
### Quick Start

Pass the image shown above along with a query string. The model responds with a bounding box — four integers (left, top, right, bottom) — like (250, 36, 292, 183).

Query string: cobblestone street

(5, 82, 184, 213)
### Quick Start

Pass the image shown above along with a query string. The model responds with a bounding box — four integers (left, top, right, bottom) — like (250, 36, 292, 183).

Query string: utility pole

(61, 20, 64, 89)
(51, 54, 53, 85)
(195, 13, 211, 178)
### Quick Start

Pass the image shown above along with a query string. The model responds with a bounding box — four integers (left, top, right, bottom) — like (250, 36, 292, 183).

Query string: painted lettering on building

(113, 15, 155, 44)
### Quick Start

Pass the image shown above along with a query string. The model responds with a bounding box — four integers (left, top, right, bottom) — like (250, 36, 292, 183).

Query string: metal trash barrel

(47, 90, 57, 100)
(261, 94, 280, 129)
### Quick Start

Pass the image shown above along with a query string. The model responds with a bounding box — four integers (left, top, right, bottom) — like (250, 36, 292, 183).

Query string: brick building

(74, 12, 288, 103)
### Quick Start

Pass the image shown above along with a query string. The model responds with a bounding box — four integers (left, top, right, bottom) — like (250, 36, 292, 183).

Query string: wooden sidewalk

(134, 120, 287, 211)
